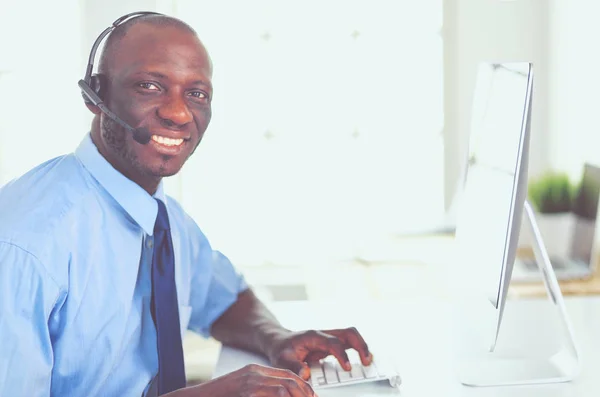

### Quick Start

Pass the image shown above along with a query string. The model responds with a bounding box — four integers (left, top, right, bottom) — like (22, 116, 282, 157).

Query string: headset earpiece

(90, 74, 104, 100)
(80, 74, 102, 106)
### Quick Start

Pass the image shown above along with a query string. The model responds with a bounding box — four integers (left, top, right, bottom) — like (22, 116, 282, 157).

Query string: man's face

(99, 24, 213, 182)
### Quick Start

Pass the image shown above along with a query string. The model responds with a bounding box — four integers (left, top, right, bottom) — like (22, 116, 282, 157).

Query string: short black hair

(97, 14, 198, 76)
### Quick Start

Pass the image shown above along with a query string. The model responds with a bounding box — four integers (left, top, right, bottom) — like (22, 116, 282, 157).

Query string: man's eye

(139, 82, 160, 91)
(189, 91, 208, 100)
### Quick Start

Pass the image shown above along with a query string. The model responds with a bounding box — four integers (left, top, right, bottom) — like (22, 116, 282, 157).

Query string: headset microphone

(78, 80, 152, 144)
(78, 11, 162, 145)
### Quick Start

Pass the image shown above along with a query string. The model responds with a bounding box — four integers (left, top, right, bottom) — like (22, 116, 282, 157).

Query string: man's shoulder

(0, 153, 95, 253)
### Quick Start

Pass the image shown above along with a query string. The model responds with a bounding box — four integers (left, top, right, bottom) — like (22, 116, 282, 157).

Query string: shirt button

(146, 239, 154, 249)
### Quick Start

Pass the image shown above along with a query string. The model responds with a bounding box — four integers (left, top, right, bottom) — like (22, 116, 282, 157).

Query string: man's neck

(90, 128, 160, 196)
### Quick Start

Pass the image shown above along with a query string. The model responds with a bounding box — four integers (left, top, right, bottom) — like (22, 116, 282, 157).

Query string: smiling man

(0, 12, 373, 397)
(92, 16, 212, 193)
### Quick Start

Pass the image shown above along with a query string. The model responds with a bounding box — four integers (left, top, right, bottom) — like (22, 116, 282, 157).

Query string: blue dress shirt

(0, 133, 248, 396)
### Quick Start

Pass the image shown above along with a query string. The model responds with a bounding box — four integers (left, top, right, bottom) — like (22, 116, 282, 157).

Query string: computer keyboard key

(346, 349, 360, 362)
(323, 362, 339, 384)
(311, 376, 327, 387)
(307, 354, 401, 390)
(337, 368, 353, 382)
(362, 364, 379, 378)
(309, 364, 323, 378)
(350, 364, 365, 379)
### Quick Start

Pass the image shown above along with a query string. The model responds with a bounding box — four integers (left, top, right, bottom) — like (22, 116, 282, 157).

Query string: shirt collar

(74, 133, 167, 236)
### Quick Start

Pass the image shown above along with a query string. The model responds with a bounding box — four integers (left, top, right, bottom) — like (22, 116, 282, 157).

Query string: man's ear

(85, 103, 102, 115)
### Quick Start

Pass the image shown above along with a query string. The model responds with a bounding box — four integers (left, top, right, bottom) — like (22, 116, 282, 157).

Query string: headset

(78, 11, 164, 144)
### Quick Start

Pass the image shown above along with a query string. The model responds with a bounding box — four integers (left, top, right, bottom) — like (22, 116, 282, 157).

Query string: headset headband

(83, 11, 163, 84)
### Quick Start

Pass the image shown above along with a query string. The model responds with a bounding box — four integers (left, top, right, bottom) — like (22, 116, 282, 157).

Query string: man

(0, 13, 372, 397)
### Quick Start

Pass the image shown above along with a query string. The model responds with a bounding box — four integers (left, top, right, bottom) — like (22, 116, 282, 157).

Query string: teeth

(151, 135, 184, 147)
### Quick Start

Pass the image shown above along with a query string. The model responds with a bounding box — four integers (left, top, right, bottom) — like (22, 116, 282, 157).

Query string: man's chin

(148, 169, 179, 179)
(148, 162, 185, 179)
(157, 169, 180, 178)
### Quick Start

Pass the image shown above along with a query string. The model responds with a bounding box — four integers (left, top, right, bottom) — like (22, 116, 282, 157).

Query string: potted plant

(518, 171, 577, 258)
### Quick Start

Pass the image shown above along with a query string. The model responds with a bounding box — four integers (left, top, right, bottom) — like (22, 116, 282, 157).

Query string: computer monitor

(451, 62, 581, 386)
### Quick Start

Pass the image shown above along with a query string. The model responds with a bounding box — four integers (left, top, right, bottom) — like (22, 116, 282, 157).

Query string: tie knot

(154, 199, 170, 233)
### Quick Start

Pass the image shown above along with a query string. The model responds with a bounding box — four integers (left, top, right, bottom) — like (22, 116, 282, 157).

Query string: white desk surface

(213, 296, 600, 396)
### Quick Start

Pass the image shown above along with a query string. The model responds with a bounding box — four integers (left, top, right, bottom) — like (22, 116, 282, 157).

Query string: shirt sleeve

(187, 247, 249, 338)
(0, 242, 59, 397)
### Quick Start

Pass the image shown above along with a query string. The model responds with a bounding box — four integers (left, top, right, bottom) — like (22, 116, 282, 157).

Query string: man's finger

(305, 351, 328, 364)
(260, 364, 317, 396)
(316, 333, 351, 371)
(323, 327, 372, 365)
(273, 357, 311, 381)
(261, 384, 296, 397)
(279, 376, 317, 397)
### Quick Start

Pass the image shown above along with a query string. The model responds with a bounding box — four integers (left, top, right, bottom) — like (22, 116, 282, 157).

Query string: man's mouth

(151, 135, 184, 147)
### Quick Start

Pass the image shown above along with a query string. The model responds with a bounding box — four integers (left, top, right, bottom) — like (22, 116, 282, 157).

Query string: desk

(213, 297, 600, 396)
(510, 271, 600, 297)
(512, 247, 600, 297)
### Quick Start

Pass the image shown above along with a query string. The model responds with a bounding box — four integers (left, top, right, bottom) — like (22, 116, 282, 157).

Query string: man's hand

(164, 364, 317, 396)
(208, 290, 371, 385)
(164, 327, 371, 397)
(265, 327, 373, 380)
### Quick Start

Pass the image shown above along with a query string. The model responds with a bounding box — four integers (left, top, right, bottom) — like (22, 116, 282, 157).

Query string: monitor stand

(456, 200, 581, 387)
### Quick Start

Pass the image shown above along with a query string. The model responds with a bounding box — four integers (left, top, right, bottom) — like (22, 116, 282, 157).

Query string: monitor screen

(455, 62, 532, 309)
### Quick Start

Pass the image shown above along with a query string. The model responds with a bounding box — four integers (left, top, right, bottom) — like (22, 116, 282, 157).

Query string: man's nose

(157, 93, 193, 127)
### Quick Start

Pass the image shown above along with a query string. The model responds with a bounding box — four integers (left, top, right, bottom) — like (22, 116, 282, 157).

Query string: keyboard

(308, 351, 401, 389)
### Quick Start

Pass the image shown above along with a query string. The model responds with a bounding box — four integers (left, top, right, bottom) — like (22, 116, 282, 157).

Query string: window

(172, 0, 445, 267)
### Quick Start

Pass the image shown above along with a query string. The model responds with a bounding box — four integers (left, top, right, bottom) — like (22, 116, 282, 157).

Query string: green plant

(528, 172, 575, 214)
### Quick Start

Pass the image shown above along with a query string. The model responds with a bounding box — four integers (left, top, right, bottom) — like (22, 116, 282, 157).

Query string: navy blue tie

(151, 199, 186, 395)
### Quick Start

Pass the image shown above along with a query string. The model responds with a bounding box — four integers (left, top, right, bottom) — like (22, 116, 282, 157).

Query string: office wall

(0, 0, 84, 185)
(3, 0, 586, 204)
(548, 0, 600, 180)
(79, 0, 558, 212)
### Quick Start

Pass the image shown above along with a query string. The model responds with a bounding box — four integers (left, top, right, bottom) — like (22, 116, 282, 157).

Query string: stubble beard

(100, 116, 166, 179)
